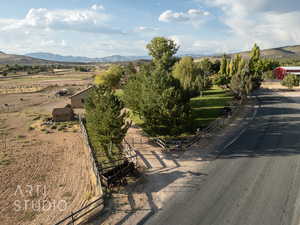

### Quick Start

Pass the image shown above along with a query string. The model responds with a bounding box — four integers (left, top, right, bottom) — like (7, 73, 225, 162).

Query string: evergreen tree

(146, 37, 179, 72)
(85, 86, 130, 162)
(219, 54, 228, 75)
(249, 43, 263, 89)
(124, 37, 191, 135)
(230, 63, 253, 101)
(211, 59, 221, 74)
(140, 68, 191, 135)
(215, 54, 231, 88)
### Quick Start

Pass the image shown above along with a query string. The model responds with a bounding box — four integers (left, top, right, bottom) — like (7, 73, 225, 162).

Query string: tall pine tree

(124, 37, 191, 135)
(85, 86, 130, 163)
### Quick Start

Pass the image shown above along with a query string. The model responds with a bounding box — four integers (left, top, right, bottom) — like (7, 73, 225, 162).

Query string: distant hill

(25, 52, 151, 63)
(1, 44, 300, 65)
(233, 45, 300, 59)
(0, 51, 54, 65)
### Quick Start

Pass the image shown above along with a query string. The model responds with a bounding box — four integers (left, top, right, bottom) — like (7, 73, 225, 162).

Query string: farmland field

(0, 71, 98, 225)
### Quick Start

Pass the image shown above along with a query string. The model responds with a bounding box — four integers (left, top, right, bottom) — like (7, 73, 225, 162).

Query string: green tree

(95, 65, 124, 89)
(140, 68, 191, 135)
(250, 43, 261, 62)
(173, 57, 197, 89)
(198, 58, 213, 75)
(230, 63, 253, 101)
(85, 86, 130, 162)
(249, 43, 263, 89)
(230, 54, 242, 76)
(172, 57, 211, 97)
(122, 65, 151, 115)
(146, 37, 179, 72)
(119, 62, 137, 87)
(219, 54, 228, 75)
(211, 59, 221, 74)
(213, 74, 230, 88)
(124, 37, 191, 135)
(281, 74, 299, 89)
(214, 55, 231, 88)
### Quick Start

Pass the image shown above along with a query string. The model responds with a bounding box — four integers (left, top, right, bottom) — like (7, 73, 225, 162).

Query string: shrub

(263, 71, 276, 80)
(281, 74, 299, 89)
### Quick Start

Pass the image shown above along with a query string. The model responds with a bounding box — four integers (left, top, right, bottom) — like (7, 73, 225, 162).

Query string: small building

(52, 106, 74, 122)
(70, 86, 93, 108)
(273, 67, 300, 80)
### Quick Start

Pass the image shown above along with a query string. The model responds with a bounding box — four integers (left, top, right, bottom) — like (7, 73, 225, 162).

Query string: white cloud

(196, 0, 300, 51)
(201, 0, 300, 14)
(158, 9, 210, 25)
(134, 26, 159, 33)
(91, 4, 104, 11)
(0, 5, 133, 57)
(0, 6, 123, 34)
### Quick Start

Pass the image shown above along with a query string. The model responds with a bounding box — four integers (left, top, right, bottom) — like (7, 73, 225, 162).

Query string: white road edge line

(222, 103, 259, 152)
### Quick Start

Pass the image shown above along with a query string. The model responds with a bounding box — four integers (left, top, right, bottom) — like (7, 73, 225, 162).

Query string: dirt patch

(0, 74, 96, 225)
(0, 110, 95, 225)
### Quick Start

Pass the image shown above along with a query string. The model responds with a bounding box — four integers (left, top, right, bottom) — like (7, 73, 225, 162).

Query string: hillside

(0, 52, 57, 65)
(236, 45, 300, 58)
(1, 44, 300, 65)
(0, 52, 89, 65)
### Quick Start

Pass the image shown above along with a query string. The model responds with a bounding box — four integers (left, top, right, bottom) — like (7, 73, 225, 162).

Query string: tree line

(84, 37, 280, 164)
(0, 64, 76, 76)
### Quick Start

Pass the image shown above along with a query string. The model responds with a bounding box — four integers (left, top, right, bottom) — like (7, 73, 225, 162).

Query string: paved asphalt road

(143, 90, 300, 225)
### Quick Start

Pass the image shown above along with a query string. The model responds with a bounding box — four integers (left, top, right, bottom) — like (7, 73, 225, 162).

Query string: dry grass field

(0, 71, 98, 225)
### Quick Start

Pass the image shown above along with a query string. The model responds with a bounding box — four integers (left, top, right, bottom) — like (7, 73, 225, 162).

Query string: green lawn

(190, 87, 233, 130)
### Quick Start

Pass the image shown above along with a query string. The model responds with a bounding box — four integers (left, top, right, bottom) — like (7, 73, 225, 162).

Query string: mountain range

(1, 44, 300, 65)
(25, 52, 151, 63)
(0, 51, 52, 65)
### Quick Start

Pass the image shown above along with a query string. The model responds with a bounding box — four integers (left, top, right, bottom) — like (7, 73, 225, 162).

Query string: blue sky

(0, 0, 299, 57)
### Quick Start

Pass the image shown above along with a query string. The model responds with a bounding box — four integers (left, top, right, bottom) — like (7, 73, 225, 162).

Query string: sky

(0, 0, 300, 57)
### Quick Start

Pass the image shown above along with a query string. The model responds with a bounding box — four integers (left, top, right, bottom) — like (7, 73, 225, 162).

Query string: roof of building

(278, 67, 300, 70)
(70, 86, 93, 98)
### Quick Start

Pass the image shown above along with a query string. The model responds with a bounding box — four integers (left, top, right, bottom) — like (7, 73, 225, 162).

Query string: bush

(262, 71, 276, 80)
(94, 65, 124, 89)
(281, 74, 299, 89)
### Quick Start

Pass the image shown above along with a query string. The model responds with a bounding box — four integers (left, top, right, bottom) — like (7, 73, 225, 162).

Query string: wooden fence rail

(78, 115, 103, 196)
(53, 197, 104, 225)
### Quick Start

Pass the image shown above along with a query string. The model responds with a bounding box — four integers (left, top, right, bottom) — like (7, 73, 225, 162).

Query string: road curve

(143, 90, 300, 225)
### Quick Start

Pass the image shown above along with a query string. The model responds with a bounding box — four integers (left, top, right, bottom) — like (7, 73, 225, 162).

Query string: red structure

(273, 67, 300, 80)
